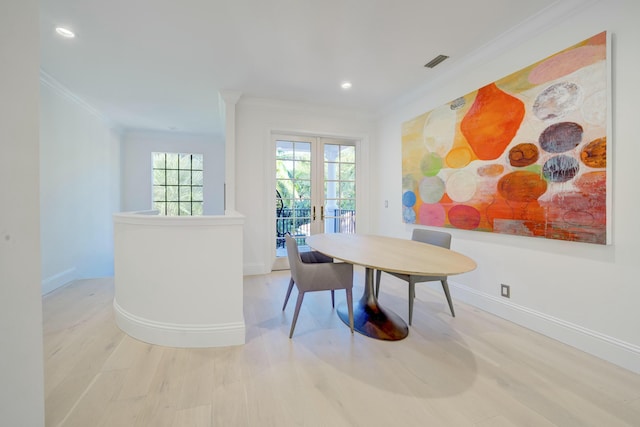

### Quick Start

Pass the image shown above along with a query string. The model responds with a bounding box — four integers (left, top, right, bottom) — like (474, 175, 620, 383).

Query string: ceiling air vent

(424, 54, 449, 69)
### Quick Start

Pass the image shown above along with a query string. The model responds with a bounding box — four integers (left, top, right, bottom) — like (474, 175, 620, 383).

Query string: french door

(274, 134, 357, 266)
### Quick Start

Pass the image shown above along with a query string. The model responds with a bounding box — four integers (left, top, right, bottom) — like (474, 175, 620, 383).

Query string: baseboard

(243, 262, 268, 276)
(450, 281, 640, 375)
(113, 298, 245, 348)
(41, 267, 77, 295)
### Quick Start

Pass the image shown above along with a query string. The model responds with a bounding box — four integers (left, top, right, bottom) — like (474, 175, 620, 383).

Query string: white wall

(375, 0, 640, 373)
(0, 0, 45, 424)
(113, 212, 245, 347)
(236, 98, 376, 274)
(121, 130, 225, 215)
(39, 78, 121, 294)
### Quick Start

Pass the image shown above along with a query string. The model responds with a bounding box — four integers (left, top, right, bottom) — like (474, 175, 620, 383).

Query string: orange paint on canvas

(498, 171, 548, 203)
(446, 146, 473, 168)
(460, 84, 525, 161)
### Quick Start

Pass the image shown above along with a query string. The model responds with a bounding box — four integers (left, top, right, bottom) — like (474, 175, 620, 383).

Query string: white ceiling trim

(39, 69, 115, 128)
(239, 96, 376, 122)
(380, 0, 600, 117)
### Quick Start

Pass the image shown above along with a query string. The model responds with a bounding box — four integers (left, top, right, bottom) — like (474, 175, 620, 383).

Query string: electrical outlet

(501, 284, 510, 298)
(384, 200, 389, 208)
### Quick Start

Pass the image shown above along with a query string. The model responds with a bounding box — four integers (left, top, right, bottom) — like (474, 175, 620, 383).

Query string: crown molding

(239, 96, 376, 121)
(380, 0, 600, 117)
(39, 69, 119, 130)
(218, 90, 243, 105)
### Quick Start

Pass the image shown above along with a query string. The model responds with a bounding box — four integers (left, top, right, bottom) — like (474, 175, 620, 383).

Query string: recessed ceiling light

(341, 82, 352, 90)
(55, 27, 75, 38)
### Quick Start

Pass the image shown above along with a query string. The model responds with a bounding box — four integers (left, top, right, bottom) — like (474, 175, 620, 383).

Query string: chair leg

(282, 277, 295, 311)
(441, 279, 456, 317)
(375, 269, 382, 298)
(331, 290, 335, 308)
(346, 288, 354, 334)
(408, 278, 416, 326)
(289, 291, 305, 338)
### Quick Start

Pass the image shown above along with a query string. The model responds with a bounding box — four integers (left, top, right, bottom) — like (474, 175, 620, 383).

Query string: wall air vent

(424, 54, 449, 68)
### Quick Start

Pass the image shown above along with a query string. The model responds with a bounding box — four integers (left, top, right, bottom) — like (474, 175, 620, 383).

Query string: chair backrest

(285, 234, 352, 293)
(285, 235, 302, 284)
(411, 228, 451, 249)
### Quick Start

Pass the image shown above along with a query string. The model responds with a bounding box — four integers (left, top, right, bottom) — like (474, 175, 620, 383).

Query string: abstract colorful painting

(401, 31, 610, 244)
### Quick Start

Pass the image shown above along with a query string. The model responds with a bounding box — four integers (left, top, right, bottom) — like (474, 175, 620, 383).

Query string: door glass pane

(275, 140, 313, 253)
(339, 163, 355, 181)
(339, 199, 356, 210)
(324, 162, 338, 180)
(324, 144, 339, 161)
(340, 182, 356, 199)
(296, 179, 311, 199)
(292, 198, 311, 239)
(276, 141, 294, 159)
(294, 142, 311, 160)
(276, 160, 293, 179)
(323, 143, 356, 235)
(295, 160, 311, 181)
(340, 145, 356, 162)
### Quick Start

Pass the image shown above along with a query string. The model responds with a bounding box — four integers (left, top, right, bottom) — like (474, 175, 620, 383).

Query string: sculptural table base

(336, 267, 409, 340)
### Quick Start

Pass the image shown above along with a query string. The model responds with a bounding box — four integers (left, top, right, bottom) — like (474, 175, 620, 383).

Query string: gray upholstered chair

(284, 235, 354, 338)
(282, 245, 335, 311)
(374, 229, 455, 325)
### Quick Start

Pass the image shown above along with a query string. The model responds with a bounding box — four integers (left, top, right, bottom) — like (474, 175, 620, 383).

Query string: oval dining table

(306, 233, 477, 341)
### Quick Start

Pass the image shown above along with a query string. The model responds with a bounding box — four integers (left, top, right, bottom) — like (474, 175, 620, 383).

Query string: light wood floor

(43, 269, 640, 427)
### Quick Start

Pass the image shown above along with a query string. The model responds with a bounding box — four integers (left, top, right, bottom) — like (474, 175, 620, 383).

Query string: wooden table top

(306, 233, 477, 277)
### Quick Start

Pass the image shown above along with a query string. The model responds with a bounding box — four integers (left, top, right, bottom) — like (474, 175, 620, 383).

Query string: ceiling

(40, 0, 561, 137)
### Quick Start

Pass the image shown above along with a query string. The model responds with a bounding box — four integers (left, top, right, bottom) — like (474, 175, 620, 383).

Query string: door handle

(312, 206, 316, 221)
(321, 206, 325, 220)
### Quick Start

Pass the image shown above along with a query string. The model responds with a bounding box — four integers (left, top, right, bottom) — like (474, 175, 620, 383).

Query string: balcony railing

(276, 207, 356, 248)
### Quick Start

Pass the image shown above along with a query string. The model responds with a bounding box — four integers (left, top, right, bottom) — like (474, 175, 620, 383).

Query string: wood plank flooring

(43, 269, 640, 426)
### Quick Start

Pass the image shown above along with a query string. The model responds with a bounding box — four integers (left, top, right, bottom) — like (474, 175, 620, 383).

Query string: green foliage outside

(276, 142, 356, 212)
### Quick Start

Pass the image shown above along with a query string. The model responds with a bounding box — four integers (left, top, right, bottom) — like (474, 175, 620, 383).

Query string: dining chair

(284, 235, 354, 338)
(374, 229, 455, 325)
(282, 237, 336, 311)
(282, 247, 336, 311)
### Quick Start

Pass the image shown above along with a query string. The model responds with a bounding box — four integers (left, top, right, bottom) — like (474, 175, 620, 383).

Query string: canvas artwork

(401, 31, 609, 244)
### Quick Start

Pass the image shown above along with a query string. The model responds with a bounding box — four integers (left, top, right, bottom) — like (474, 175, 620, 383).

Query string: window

(152, 152, 203, 215)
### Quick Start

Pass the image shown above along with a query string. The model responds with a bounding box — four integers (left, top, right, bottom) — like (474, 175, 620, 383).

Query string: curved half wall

(113, 211, 245, 347)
